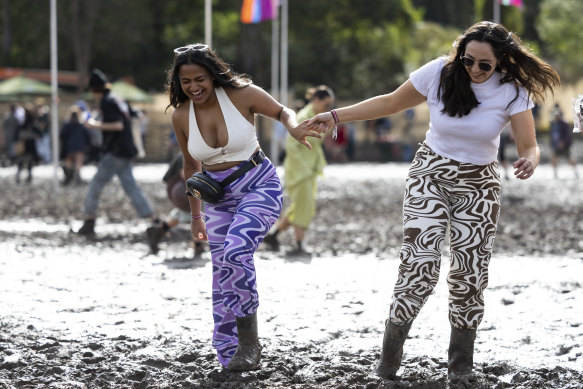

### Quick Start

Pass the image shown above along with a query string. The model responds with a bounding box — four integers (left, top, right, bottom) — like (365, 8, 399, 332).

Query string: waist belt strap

(220, 150, 265, 187)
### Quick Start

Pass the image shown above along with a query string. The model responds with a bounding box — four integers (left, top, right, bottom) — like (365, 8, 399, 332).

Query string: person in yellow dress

(263, 85, 334, 255)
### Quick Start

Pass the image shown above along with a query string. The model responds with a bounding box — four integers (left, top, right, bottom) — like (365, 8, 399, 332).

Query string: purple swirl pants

(204, 157, 282, 367)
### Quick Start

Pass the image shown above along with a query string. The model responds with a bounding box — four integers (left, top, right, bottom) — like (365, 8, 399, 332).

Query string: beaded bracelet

(330, 110, 339, 140)
(191, 214, 203, 220)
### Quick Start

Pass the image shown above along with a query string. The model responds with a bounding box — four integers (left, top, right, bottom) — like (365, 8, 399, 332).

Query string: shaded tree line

(0, 0, 580, 100)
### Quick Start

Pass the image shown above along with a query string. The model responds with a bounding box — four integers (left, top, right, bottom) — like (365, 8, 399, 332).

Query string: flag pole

(50, 0, 60, 194)
(271, 9, 280, 102)
(205, 0, 212, 45)
(280, 0, 288, 107)
(269, 2, 281, 164)
(493, 0, 501, 23)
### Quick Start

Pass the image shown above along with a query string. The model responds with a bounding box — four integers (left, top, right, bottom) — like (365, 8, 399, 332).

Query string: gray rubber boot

(448, 326, 477, 379)
(227, 312, 262, 371)
(375, 320, 412, 379)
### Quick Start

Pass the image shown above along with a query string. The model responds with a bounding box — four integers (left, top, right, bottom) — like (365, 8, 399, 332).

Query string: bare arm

(308, 79, 426, 130)
(85, 117, 123, 131)
(171, 106, 206, 240)
(510, 109, 539, 180)
(242, 85, 321, 149)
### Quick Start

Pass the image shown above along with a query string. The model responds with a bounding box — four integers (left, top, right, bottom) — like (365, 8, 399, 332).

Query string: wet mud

(0, 163, 582, 388)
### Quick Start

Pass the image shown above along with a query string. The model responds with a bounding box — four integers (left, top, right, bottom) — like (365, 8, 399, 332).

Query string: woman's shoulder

(171, 101, 190, 125)
(411, 57, 446, 80)
(224, 83, 262, 99)
(172, 101, 189, 116)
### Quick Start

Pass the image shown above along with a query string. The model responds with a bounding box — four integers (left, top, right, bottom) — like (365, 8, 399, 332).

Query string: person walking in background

(75, 69, 157, 235)
(60, 105, 91, 185)
(2, 103, 22, 165)
(263, 85, 335, 256)
(15, 104, 41, 184)
(308, 21, 560, 381)
(166, 43, 318, 372)
(549, 108, 578, 179)
(146, 153, 205, 256)
(34, 97, 52, 164)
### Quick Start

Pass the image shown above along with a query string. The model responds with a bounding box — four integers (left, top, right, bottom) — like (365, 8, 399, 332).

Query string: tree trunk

(2, 0, 12, 58)
(70, 0, 101, 92)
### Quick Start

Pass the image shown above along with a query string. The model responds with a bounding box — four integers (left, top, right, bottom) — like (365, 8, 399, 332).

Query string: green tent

(111, 81, 152, 103)
(0, 76, 52, 98)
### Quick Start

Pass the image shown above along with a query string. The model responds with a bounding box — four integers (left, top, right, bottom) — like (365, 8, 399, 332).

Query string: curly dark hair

(165, 44, 252, 111)
(438, 21, 560, 117)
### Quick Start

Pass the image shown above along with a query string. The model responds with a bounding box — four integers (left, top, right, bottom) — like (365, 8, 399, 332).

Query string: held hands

(191, 218, 208, 241)
(307, 112, 335, 133)
(289, 119, 325, 150)
(513, 157, 536, 180)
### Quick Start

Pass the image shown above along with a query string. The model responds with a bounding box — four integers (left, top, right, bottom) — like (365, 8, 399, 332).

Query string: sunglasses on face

(460, 56, 493, 72)
(174, 44, 209, 56)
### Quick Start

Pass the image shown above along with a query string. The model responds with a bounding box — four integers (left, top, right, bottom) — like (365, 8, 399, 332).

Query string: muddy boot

(376, 320, 412, 380)
(63, 167, 74, 185)
(193, 241, 204, 257)
(76, 219, 95, 236)
(146, 225, 164, 254)
(227, 312, 262, 372)
(262, 232, 279, 251)
(448, 326, 476, 379)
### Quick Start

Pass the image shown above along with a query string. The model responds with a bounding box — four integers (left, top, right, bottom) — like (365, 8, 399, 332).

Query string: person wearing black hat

(76, 69, 156, 235)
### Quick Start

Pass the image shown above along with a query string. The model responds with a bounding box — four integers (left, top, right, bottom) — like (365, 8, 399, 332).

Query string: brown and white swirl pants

(389, 143, 501, 329)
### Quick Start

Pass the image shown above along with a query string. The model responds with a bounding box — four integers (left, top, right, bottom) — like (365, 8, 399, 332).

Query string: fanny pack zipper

(192, 176, 219, 193)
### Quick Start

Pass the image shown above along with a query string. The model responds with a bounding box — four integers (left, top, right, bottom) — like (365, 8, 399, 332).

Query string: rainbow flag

(241, 0, 278, 24)
(498, 0, 522, 7)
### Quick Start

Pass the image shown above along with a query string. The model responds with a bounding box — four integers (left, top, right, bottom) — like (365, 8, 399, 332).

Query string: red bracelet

(330, 109, 339, 124)
(191, 214, 202, 220)
(330, 110, 339, 140)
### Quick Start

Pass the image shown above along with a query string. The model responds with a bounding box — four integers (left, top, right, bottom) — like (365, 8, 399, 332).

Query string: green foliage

(537, 0, 583, 82)
(0, 0, 576, 98)
(404, 22, 460, 73)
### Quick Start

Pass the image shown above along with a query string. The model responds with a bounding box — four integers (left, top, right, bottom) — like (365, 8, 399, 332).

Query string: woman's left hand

(513, 157, 536, 180)
(288, 119, 323, 150)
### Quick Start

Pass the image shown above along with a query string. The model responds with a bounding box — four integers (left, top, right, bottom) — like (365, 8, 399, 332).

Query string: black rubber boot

(76, 219, 95, 236)
(448, 326, 476, 379)
(227, 312, 262, 371)
(376, 320, 412, 379)
(193, 241, 204, 257)
(63, 167, 74, 185)
(262, 233, 279, 251)
(146, 225, 163, 254)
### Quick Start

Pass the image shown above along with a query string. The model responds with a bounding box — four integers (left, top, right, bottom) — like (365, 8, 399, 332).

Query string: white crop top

(410, 58, 534, 165)
(187, 87, 259, 165)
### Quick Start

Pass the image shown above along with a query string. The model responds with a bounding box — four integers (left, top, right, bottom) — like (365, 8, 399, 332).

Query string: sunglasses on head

(460, 56, 493, 72)
(174, 44, 209, 56)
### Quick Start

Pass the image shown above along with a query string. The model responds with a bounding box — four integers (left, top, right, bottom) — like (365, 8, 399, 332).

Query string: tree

(67, 0, 101, 91)
(537, 0, 583, 82)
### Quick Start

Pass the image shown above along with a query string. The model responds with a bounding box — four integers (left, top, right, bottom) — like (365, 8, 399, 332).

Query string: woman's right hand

(307, 112, 335, 132)
(191, 218, 208, 242)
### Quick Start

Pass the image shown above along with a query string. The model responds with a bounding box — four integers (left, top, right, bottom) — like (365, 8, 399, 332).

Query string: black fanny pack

(186, 151, 265, 203)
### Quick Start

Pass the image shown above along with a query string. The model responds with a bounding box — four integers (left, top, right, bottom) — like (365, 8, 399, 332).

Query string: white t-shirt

(410, 57, 534, 165)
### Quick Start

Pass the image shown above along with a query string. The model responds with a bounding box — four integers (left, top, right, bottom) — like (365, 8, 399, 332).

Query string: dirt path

(0, 163, 582, 388)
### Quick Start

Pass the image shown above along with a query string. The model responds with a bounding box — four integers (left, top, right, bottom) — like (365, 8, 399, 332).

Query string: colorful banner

(241, 0, 278, 24)
(498, 0, 522, 7)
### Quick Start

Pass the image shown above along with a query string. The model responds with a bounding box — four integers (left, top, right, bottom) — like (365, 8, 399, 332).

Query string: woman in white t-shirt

(308, 21, 560, 380)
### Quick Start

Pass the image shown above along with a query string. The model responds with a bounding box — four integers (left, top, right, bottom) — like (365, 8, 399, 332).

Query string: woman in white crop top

(308, 22, 560, 380)
(166, 43, 320, 372)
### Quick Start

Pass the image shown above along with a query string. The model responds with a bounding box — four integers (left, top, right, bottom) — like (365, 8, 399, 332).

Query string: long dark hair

(166, 44, 252, 111)
(438, 21, 560, 117)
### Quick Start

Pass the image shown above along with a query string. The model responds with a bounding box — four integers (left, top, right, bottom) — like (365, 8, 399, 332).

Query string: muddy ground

(0, 161, 582, 389)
